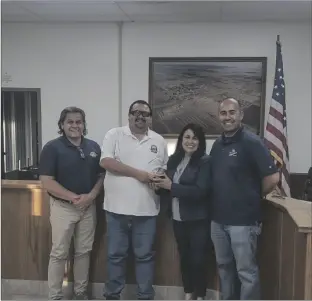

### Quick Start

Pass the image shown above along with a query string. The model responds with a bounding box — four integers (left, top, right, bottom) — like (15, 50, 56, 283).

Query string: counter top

(1, 179, 42, 189)
(266, 192, 312, 233)
(2, 180, 311, 233)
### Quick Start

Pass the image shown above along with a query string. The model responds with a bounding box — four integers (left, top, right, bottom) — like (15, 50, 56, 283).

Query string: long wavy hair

(57, 106, 87, 136)
(170, 123, 206, 169)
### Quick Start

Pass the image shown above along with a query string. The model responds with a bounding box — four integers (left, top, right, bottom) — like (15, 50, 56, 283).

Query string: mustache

(135, 117, 146, 122)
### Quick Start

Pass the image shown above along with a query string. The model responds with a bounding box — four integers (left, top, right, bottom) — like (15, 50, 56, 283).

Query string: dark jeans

(211, 221, 261, 300)
(104, 211, 156, 300)
(173, 219, 211, 298)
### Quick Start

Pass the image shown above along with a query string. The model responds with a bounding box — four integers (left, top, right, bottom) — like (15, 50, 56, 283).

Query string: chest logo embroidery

(90, 151, 97, 158)
(229, 149, 237, 157)
(150, 145, 158, 154)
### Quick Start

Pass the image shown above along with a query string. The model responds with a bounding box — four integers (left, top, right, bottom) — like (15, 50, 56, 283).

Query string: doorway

(1, 88, 42, 179)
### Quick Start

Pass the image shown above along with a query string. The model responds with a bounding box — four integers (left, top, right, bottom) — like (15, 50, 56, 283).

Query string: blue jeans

(211, 221, 261, 300)
(104, 211, 157, 300)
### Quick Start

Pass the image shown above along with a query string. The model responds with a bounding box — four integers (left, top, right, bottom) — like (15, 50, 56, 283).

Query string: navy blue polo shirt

(39, 136, 105, 196)
(210, 127, 278, 226)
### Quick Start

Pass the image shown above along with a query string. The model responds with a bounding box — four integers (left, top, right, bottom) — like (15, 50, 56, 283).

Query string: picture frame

(148, 57, 267, 138)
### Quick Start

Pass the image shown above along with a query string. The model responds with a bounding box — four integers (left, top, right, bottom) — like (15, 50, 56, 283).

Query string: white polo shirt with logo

(101, 125, 168, 216)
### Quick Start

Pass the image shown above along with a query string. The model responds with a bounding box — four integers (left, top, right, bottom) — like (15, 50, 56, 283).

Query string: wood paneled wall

(1, 188, 51, 280)
(259, 202, 312, 299)
(1, 187, 218, 290)
(1, 186, 311, 299)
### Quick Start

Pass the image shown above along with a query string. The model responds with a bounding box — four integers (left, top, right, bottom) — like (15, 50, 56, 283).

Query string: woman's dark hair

(57, 106, 87, 136)
(170, 123, 206, 169)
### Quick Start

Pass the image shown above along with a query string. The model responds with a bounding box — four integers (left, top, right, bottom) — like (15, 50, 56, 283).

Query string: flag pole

(265, 33, 291, 197)
(276, 34, 283, 195)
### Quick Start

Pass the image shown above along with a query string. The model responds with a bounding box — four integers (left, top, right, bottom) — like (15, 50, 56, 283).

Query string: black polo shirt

(210, 127, 278, 225)
(39, 136, 105, 196)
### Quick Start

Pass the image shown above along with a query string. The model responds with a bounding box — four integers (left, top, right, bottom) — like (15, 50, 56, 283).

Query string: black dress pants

(173, 219, 211, 298)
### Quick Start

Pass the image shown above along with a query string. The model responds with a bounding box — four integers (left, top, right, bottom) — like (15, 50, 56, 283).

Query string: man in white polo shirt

(100, 100, 168, 300)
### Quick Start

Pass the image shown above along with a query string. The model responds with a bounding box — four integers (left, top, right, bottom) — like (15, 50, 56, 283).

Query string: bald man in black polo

(210, 98, 279, 300)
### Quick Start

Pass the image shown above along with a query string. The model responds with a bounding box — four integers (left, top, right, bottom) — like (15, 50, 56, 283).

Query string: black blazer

(158, 154, 211, 221)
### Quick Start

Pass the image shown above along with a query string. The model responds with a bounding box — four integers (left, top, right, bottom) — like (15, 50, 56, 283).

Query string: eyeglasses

(77, 147, 85, 159)
(130, 110, 151, 118)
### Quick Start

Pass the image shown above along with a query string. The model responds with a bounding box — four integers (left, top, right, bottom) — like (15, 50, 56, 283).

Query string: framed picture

(148, 57, 267, 138)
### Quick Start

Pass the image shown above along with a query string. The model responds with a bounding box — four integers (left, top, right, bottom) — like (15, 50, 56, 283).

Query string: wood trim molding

(304, 234, 312, 299)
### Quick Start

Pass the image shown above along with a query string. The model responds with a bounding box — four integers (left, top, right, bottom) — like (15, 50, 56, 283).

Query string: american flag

(264, 35, 291, 197)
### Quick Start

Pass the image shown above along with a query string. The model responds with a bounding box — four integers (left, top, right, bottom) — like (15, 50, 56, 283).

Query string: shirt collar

(60, 135, 86, 148)
(125, 125, 151, 138)
(221, 126, 244, 145)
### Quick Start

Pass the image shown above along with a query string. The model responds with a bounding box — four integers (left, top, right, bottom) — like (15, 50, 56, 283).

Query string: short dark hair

(170, 123, 206, 169)
(219, 97, 242, 111)
(57, 106, 87, 136)
(128, 100, 152, 116)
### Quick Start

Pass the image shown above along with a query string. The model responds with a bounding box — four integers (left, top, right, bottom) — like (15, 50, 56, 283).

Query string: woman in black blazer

(152, 123, 211, 300)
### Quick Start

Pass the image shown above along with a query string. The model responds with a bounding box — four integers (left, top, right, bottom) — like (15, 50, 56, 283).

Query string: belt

(49, 194, 73, 204)
(50, 195, 93, 210)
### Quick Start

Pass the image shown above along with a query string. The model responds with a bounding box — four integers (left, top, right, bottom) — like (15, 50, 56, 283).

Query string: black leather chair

(303, 167, 312, 202)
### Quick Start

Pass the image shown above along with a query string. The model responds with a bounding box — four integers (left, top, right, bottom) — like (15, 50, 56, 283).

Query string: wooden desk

(0, 180, 218, 289)
(259, 193, 312, 299)
(1, 180, 312, 299)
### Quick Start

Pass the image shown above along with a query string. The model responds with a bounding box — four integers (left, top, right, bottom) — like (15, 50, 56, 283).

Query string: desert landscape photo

(149, 59, 266, 137)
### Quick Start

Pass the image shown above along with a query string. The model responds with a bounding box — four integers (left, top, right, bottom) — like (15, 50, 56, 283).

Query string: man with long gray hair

(39, 106, 105, 300)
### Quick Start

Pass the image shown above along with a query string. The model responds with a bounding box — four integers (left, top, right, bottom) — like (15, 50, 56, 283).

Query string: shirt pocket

(87, 154, 100, 171)
(58, 152, 78, 169)
(227, 158, 241, 173)
(227, 151, 248, 175)
(147, 153, 164, 169)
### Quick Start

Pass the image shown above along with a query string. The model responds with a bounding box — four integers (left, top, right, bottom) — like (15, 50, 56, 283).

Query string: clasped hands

(70, 193, 95, 210)
(147, 172, 172, 191)
(135, 170, 172, 190)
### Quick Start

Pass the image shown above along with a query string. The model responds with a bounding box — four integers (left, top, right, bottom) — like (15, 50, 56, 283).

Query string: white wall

(2, 22, 311, 173)
(122, 22, 312, 173)
(1, 23, 120, 146)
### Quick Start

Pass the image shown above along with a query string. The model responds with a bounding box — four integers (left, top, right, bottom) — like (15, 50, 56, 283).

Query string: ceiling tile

(1, 0, 311, 23)
(18, 2, 123, 16)
(119, 1, 221, 15)
(118, 1, 222, 22)
(1, 1, 45, 21)
(221, 1, 312, 21)
(2, 1, 130, 22)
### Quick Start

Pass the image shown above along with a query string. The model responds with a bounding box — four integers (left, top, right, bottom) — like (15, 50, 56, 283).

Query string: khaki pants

(48, 198, 96, 300)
